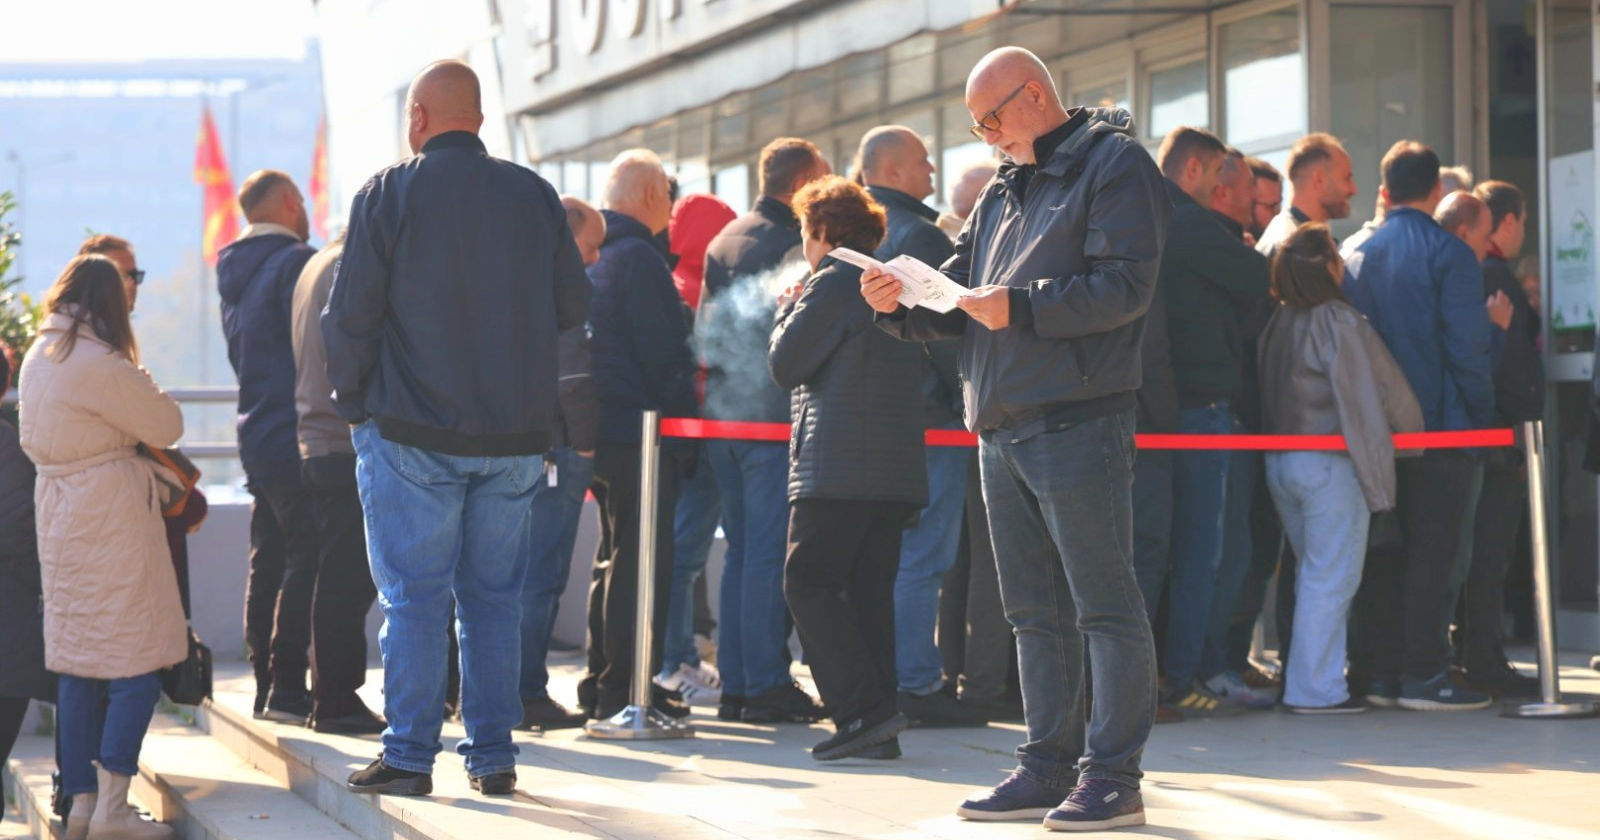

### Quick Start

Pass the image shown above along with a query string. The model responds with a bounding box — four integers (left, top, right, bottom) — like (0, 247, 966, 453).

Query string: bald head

(965, 48, 1068, 165)
(857, 126, 935, 201)
(603, 149, 673, 235)
(561, 196, 606, 266)
(1437, 191, 1493, 262)
(405, 60, 485, 154)
(950, 160, 998, 220)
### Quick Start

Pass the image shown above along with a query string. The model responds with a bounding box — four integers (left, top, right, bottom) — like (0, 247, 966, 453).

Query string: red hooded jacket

(669, 194, 737, 310)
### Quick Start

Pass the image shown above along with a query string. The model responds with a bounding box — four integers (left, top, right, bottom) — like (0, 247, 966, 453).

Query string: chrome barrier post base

(1502, 700, 1600, 719)
(584, 705, 696, 740)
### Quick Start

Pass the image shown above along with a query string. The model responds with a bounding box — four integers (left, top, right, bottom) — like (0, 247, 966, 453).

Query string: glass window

(1147, 60, 1207, 139)
(838, 52, 885, 117)
(790, 69, 833, 132)
(714, 163, 749, 212)
(940, 101, 995, 209)
(1220, 7, 1305, 149)
(713, 94, 749, 157)
(1070, 78, 1129, 112)
(679, 108, 709, 160)
(939, 29, 994, 89)
(751, 83, 788, 148)
(889, 35, 937, 104)
(1545, 0, 1595, 353)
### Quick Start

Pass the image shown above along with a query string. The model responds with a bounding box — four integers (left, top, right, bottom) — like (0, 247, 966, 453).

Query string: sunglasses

(969, 83, 1029, 140)
(128, 268, 146, 286)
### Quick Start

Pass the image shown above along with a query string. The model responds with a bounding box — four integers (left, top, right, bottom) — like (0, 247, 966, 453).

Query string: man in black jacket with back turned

(217, 169, 318, 724)
(326, 61, 590, 797)
(1461, 180, 1542, 696)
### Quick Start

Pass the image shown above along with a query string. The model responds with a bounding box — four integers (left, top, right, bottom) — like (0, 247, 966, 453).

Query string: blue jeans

(519, 446, 596, 701)
(1165, 402, 1238, 688)
(1266, 452, 1368, 707)
(661, 447, 721, 676)
(981, 410, 1155, 789)
(56, 671, 163, 795)
(1199, 449, 1256, 681)
(353, 422, 542, 777)
(706, 440, 791, 697)
(895, 438, 970, 692)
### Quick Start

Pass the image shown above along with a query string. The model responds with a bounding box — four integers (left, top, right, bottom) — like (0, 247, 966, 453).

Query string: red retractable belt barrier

(658, 418, 1515, 451)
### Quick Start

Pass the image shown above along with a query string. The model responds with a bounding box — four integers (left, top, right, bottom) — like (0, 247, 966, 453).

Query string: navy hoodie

(218, 230, 316, 485)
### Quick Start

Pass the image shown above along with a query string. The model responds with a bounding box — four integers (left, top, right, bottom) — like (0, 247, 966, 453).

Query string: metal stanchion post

(1503, 420, 1599, 719)
(586, 410, 696, 739)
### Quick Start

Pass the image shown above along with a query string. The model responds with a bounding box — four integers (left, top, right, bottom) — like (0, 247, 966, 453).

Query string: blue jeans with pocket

(56, 671, 163, 795)
(895, 437, 970, 693)
(980, 410, 1155, 789)
(353, 422, 541, 778)
(520, 446, 596, 701)
(707, 439, 792, 698)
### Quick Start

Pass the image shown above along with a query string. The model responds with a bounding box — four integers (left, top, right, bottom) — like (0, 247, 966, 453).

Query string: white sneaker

(654, 662, 722, 707)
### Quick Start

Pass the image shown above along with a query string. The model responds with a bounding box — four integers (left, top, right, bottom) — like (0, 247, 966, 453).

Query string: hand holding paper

(832, 247, 969, 313)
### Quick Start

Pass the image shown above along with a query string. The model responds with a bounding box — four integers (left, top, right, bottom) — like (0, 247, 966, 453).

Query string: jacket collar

(421, 131, 486, 154)
(866, 185, 939, 222)
(1163, 177, 1199, 209)
(600, 209, 661, 249)
(1290, 205, 1313, 225)
(754, 195, 799, 229)
(238, 222, 302, 242)
(1038, 107, 1129, 177)
(1384, 206, 1436, 227)
(40, 310, 111, 348)
(1211, 209, 1245, 240)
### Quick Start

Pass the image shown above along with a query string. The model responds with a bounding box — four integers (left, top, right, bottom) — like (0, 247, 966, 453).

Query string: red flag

(194, 104, 237, 266)
(309, 114, 329, 240)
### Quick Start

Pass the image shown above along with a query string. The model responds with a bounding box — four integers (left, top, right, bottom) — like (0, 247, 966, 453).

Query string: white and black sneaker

(1284, 696, 1369, 715)
(653, 662, 722, 707)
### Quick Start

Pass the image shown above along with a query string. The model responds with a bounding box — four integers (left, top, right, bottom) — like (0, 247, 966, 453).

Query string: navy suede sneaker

(956, 770, 1075, 822)
(1043, 778, 1144, 832)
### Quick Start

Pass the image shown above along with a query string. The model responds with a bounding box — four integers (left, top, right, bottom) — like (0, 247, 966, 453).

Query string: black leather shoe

(742, 682, 826, 723)
(260, 690, 313, 725)
(347, 757, 432, 796)
(858, 736, 901, 759)
(469, 771, 517, 796)
(309, 707, 387, 735)
(519, 697, 587, 731)
(812, 709, 908, 762)
(717, 694, 745, 721)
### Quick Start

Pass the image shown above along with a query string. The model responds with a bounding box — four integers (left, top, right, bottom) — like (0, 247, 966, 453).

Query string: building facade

(319, 0, 1600, 642)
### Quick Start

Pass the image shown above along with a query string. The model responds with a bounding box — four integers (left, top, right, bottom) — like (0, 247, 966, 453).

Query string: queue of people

(0, 45, 1551, 837)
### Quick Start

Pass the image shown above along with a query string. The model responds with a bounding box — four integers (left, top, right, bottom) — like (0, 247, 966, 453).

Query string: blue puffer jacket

(218, 229, 315, 484)
(589, 211, 698, 445)
(1342, 207, 1495, 432)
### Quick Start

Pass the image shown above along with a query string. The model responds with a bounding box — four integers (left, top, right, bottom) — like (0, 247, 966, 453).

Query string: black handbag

(161, 628, 213, 706)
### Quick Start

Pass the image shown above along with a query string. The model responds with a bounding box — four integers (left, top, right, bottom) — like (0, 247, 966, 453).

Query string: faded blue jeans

(896, 436, 970, 693)
(520, 446, 596, 701)
(660, 447, 721, 678)
(981, 410, 1155, 789)
(1266, 451, 1369, 707)
(56, 671, 163, 795)
(354, 422, 541, 778)
(707, 439, 791, 697)
(1165, 402, 1239, 688)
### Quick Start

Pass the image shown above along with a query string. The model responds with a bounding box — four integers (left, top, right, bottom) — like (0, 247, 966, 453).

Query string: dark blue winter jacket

(218, 229, 315, 484)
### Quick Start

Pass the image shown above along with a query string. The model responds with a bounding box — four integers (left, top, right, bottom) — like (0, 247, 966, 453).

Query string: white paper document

(830, 247, 969, 313)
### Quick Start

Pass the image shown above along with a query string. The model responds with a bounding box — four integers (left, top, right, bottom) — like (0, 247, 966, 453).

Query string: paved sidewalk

(281, 649, 1600, 839)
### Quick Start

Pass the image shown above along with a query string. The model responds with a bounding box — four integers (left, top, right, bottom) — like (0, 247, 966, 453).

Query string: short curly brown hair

(791, 175, 886, 255)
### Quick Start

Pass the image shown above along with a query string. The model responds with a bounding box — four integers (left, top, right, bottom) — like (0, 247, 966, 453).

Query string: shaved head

(950, 160, 998, 219)
(561, 195, 606, 266)
(603, 149, 673, 234)
(857, 126, 936, 201)
(965, 47, 1069, 165)
(405, 60, 485, 153)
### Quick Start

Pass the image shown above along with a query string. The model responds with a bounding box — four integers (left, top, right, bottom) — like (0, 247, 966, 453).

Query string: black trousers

(1355, 452, 1477, 681)
(587, 443, 679, 699)
(302, 454, 379, 716)
(244, 473, 319, 697)
(938, 454, 1013, 704)
(785, 499, 913, 726)
(1462, 455, 1527, 674)
(0, 695, 27, 777)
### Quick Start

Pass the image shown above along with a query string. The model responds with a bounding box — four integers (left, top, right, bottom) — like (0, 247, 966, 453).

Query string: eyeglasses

(1253, 200, 1281, 215)
(968, 83, 1029, 140)
(127, 268, 145, 286)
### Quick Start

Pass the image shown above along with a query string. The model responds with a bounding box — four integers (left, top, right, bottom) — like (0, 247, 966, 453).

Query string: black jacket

(1136, 289, 1179, 433)
(324, 131, 591, 456)
(0, 419, 52, 702)
(218, 230, 315, 483)
(1483, 253, 1543, 423)
(770, 258, 928, 506)
(869, 185, 963, 429)
(589, 210, 698, 445)
(698, 196, 805, 424)
(1159, 179, 1271, 409)
(555, 325, 598, 452)
(878, 108, 1169, 433)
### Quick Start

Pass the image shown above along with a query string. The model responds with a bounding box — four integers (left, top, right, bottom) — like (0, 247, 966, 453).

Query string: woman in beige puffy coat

(19, 255, 185, 840)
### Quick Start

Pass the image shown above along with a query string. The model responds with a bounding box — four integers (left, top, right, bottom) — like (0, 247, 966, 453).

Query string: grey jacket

(1258, 300, 1424, 511)
(877, 108, 1169, 432)
(770, 258, 928, 506)
(292, 239, 351, 458)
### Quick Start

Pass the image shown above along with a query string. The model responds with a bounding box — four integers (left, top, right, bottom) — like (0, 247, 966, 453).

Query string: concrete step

(3, 712, 363, 840)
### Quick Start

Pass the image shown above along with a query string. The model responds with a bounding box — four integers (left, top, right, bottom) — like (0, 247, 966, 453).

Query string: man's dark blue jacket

(589, 210, 697, 445)
(322, 131, 591, 456)
(218, 228, 315, 484)
(1343, 206, 1494, 432)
